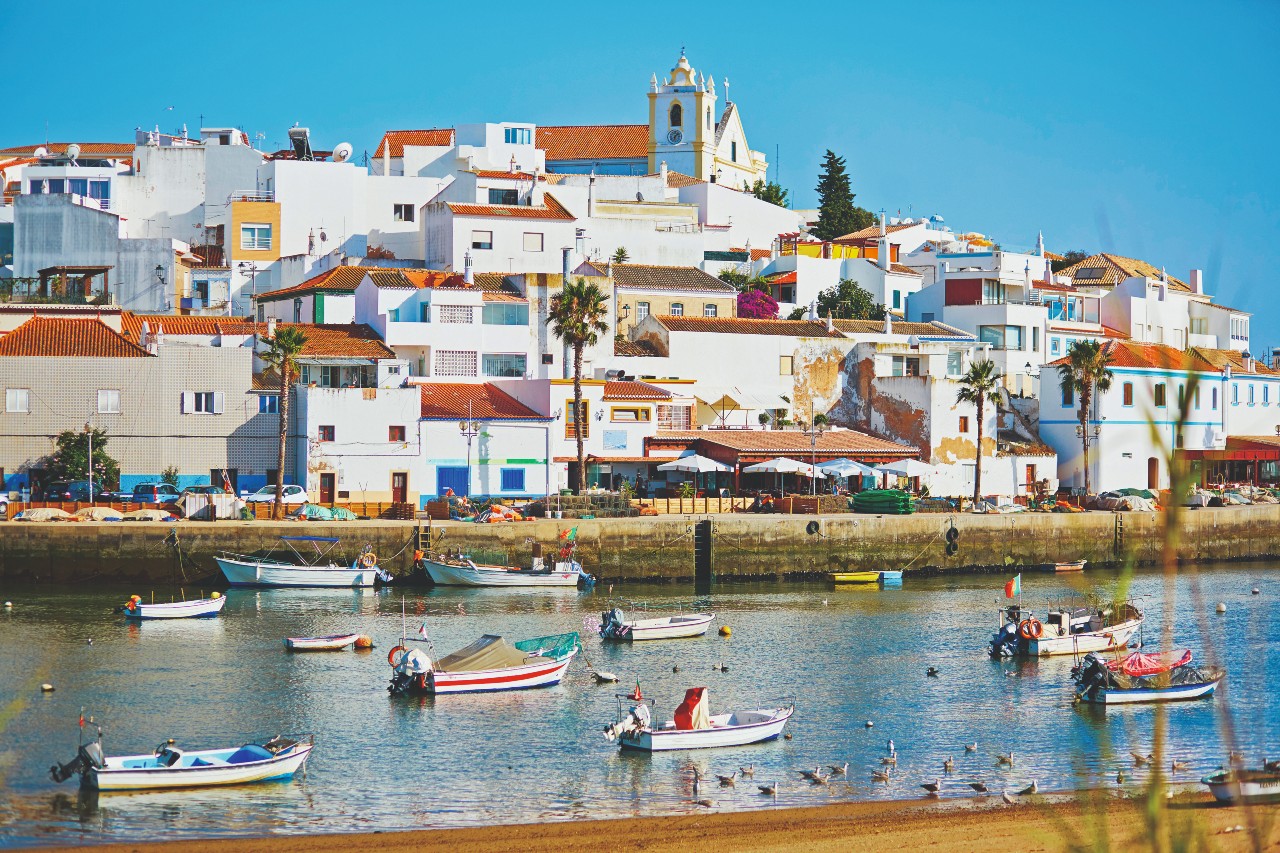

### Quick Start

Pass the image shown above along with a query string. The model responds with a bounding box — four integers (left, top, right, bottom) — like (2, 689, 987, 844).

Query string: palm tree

(260, 326, 308, 519)
(955, 359, 1003, 507)
(1056, 339, 1114, 498)
(547, 277, 609, 494)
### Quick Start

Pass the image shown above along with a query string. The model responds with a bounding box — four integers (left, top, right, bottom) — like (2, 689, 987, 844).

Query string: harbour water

(0, 564, 1275, 848)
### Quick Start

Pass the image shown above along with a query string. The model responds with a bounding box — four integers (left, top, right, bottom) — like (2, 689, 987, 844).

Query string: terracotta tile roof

(889, 263, 923, 276)
(251, 369, 281, 391)
(0, 142, 134, 157)
(253, 267, 372, 302)
(481, 292, 527, 302)
(1198, 301, 1249, 315)
(0, 316, 152, 357)
(611, 263, 737, 293)
(121, 313, 262, 338)
(655, 429, 917, 458)
(373, 129, 454, 159)
(833, 319, 974, 339)
(471, 272, 518, 293)
(1227, 435, 1280, 449)
(648, 170, 704, 188)
(767, 271, 797, 284)
(419, 383, 546, 420)
(1033, 279, 1076, 293)
(1189, 346, 1276, 376)
(293, 324, 396, 359)
(472, 169, 547, 181)
(614, 338, 662, 357)
(656, 316, 843, 338)
(729, 247, 772, 262)
(833, 222, 918, 241)
(536, 124, 648, 162)
(1044, 340, 1239, 373)
(445, 194, 575, 221)
(574, 261, 610, 278)
(602, 380, 671, 401)
(1056, 253, 1190, 292)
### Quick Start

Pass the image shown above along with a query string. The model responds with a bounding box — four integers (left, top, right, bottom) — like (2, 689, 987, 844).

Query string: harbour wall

(2, 505, 1279, 586)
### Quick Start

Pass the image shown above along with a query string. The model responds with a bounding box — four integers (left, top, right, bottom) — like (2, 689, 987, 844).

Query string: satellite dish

(66, 144, 81, 160)
(33, 146, 48, 158)
(333, 142, 353, 162)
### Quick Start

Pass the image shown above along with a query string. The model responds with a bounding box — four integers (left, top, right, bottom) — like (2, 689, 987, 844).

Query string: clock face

(667, 128, 683, 144)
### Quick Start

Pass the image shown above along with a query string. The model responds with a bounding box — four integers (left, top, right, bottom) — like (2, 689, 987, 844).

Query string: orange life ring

(1028, 619, 1043, 639)
(388, 645, 407, 666)
(1018, 619, 1034, 639)
(361, 552, 378, 568)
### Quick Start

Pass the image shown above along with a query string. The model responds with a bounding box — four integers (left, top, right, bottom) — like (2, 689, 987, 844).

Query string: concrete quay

(2, 504, 1278, 586)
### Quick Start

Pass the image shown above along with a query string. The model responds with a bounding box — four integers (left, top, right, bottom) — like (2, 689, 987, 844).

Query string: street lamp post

(802, 402, 826, 496)
(84, 421, 93, 504)
(458, 401, 481, 498)
(1075, 422, 1102, 496)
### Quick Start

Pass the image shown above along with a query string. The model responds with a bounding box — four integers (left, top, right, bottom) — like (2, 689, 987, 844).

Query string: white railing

(228, 191, 275, 203)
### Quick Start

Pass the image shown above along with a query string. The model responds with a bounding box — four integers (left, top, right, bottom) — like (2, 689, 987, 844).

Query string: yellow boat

(831, 571, 882, 584)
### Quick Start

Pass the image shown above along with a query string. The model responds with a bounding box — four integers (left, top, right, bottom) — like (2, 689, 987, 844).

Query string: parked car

(129, 483, 182, 504)
(245, 485, 309, 505)
(181, 485, 227, 497)
(40, 480, 109, 502)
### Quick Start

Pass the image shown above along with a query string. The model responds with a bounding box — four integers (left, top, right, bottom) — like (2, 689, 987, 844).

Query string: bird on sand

(968, 781, 988, 793)
(1018, 780, 1038, 795)
(920, 779, 942, 793)
(1002, 791, 1017, 805)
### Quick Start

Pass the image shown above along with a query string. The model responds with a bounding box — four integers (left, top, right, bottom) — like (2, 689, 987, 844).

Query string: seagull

(996, 751, 1014, 767)
(810, 773, 830, 786)
(1019, 780, 1038, 795)
(694, 798, 715, 808)
(872, 768, 891, 782)
(712, 662, 728, 672)
(1002, 791, 1017, 805)
(717, 772, 737, 786)
(865, 720, 874, 728)
(965, 742, 978, 753)
(1171, 760, 1190, 773)
(830, 762, 848, 777)
(591, 671, 619, 684)
(799, 767, 823, 781)
(926, 667, 940, 677)
(887, 739, 896, 755)
(739, 764, 755, 778)
(881, 755, 898, 766)
(943, 756, 955, 773)
(1117, 770, 1126, 784)
(673, 665, 680, 673)
(968, 781, 988, 793)
(759, 782, 779, 796)
(1132, 751, 1153, 766)
(920, 779, 942, 793)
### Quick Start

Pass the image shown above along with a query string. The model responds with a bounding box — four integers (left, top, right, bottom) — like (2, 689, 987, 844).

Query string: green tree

(785, 278, 885, 321)
(161, 465, 180, 487)
(548, 277, 610, 494)
(812, 150, 874, 241)
(1056, 340, 1114, 497)
(718, 269, 773, 294)
(1051, 249, 1090, 273)
(259, 326, 308, 519)
(955, 359, 1003, 507)
(611, 246, 629, 264)
(44, 428, 120, 490)
(749, 179, 789, 208)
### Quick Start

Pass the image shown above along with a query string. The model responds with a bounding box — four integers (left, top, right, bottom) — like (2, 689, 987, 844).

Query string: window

(891, 356, 921, 377)
(637, 302, 650, 321)
(293, 298, 302, 323)
(669, 102, 682, 127)
(1176, 431, 1185, 449)
(946, 351, 963, 377)
(1178, 385, 1185, 409)
(438, 305, 474, 324)
(611, 407, 651, 422)
(258, 395, 279, 414)
(69, 178, 87, 196)
(1154, 383, 1166, 407)
(703, 303, 718, 318)
(389, 425, 406, 442)
(1248, 384, 1255, 405)
(1032, 327, 1040, 353)
(706, 107, 712, 130)
(922, 312, 936, 322)
(500, 467, 526, 491)
(96, 389, 120, 414)
(1212, 387, 1218, 410)
(471, 230, 493, 250)
(1232, 383, 1239, 405)
(6, 388, 30, 413)
(435, 350, 478, 377)
(393, 203, 415, 222)
(541, 353, 554, 365)
(1265, 386, 1271, 405)
(522, 232, 544, 252)
(482, 303, 529, 325)
(959, 416, 970, 433)
(240, 223, 271, 251)
(731, 140, 737, 162)
(388, 364, 401, 375)
(318, 425, 335, 442)
(503, 127, 531, 145)
(1050, 337, 1061, 356)
(657, 404, 692, 430)
(1062, 383, 1074, 407)
(182, 391, 224, 414)
(1122, 382, 1134, 406)
(482, 354, 527, 377)
(487, 189, 519, 205)
(1190, 317, 1208, 336)
(670, 303, 684, 316)
(892, 290, 901, 310)
(1195, 386, 1201, 409)
(978, 325, 1023, 350)
(565, 400, 589, 439)
(780, 355, 794, 375)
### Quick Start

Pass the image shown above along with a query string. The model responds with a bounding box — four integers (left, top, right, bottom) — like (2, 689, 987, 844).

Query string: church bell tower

(648, 51, 716, 180)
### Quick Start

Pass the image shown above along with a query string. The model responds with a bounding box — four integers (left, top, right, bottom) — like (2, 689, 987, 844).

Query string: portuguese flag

(1004, 574, 1022, 599)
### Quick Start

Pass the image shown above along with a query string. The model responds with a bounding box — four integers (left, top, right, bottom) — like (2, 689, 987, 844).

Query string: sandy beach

(38, 793, 1280, 853)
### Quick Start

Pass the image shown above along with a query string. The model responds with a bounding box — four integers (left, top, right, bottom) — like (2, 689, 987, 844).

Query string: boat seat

(226, 744, 274, 765)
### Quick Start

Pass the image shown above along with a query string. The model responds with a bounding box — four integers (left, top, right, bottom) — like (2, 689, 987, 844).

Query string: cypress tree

(813, 150, 873, 241)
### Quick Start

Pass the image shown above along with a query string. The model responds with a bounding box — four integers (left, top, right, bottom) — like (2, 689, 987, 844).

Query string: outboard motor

(50, 741, 105, 784)
(600, 608, 628, 640)
(1072, 652, 1113, 701)
(989, 621, 1020, 659)
(388, 647, 432, 695)
(603, 703, 651, 741)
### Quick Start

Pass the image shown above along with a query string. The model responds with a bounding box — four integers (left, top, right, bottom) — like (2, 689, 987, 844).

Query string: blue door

(436, 466, 470, 497)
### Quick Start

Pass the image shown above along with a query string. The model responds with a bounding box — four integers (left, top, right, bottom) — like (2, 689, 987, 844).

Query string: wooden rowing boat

(285, 633, 366, 652)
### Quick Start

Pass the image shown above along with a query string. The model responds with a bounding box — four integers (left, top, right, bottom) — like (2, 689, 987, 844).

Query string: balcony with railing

(228, 190, 275, 204)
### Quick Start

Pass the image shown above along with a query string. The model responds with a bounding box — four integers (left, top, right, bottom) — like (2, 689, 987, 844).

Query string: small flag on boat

(78, 710, 85, 728)
(417, 622, 429, 638)
(630, 682, 643, 701)
(1005, 574, 1022, 599)
(566, 527, 578, 542)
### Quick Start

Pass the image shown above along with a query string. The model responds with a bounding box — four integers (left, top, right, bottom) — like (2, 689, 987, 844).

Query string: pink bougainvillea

(737, 288, 778, 319)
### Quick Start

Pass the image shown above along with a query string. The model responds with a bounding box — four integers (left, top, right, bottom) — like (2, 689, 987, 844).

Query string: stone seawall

(2, 505, 1279, 586)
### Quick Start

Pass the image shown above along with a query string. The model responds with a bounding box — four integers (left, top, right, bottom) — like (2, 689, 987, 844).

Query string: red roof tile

(373, 129, 455, 159)
(253, 267, 373, 302)
(472, 169, 547, 181)
(656, 316, 844, 338)
(767, 271, 797, 284)
(1056, 253, 1191, 292)
(0, 316, 152, 357)
(1044, 340, 1269, 374)
(121, 313, 262, 338)
(889, 263, 923, 276)
(833, 222, 918, 241)
(612, 263, 736, 293)
(120, 314, 395, 359)
(419, 383, 546, 420)
(445, 194, 575, 221)
(614, 338, 662, 357)
(603, 380, 671, 401)
(536, 124, 649, 162)
(0, 142, 134, 157)
(654, 429, 917, 458)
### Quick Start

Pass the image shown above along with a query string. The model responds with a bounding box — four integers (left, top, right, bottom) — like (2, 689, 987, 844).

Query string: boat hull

(620, 707, 793, 752)
(427, 649, 577, 694)
(424, 560, 580, 587)
(217, 557, 376, 588)
(125, 597, 226, 620)
(1052, 560, 1086, 572)
(1082, 674, 1223, 705)
(610, 614, 715, 641)
(1203, 771, 1280, 803)
(89, 744, 313, 791)
(1029, 619, 1142, 656)
(831, 572, 882, 583)
(286, 634, 360, 651)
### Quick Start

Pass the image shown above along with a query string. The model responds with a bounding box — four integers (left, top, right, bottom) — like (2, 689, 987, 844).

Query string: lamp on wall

(595, 409, 604, 422)
(618, 304, 631, 322)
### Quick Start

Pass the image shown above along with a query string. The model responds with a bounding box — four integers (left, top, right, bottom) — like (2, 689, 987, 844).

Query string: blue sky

(6, 1, 1278, 343)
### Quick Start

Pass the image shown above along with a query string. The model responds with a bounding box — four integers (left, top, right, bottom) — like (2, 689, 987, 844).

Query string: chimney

(382, 138, 390, 177)
(152, 323, 164, 353)
(575, 228, 586, 259)
(659, 160, 668, 185)
(877, 235, 889, 270)
(531, 167, 544, 206)
(562, 246, 572, 281)
(463, 251, 474, 285)
(883, 312, 892, 335)
(587, 170, 596, 218)
(1024, 260, 1032, 291)
(806, 299, 817, 321)
(605, 258, 613, 277)
(826, 312, 834, 333)
(878, 208, 886, 237)
(266, 316, 277, 339)
(1271, 346, 1280, 371)
(1189, 268, 1203, 294)
(509, 154, 518, 174)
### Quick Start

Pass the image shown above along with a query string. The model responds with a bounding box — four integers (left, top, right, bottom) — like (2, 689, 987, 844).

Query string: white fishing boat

(51, 726, 313, 791)
(1072, 650, 1225, 705)
(598, 608, 714, 641)
(604, 688, 794, 752)
(990, 598, 1144, 658)
(285, 633, 369, 652)
(423, 543, 592, 588)
(1202, 769, 1280, 803)
(120, 593, 226, 620)
(216, 536, 382, 588)
(388, 631, 580, 695)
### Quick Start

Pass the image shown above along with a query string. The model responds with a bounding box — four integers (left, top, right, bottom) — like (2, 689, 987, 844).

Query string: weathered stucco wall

(2, 504, 1278, 586)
